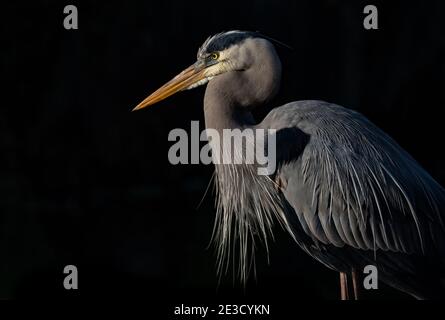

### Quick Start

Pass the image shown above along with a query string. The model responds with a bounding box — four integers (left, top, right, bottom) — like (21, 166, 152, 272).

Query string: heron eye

(210, 52, 219, 60)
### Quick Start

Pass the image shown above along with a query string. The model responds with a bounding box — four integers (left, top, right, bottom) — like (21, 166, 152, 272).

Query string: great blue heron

(133, 30, 445, 299)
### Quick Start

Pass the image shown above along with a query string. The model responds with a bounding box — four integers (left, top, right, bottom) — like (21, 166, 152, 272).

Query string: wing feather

(267, 101, 445, 257)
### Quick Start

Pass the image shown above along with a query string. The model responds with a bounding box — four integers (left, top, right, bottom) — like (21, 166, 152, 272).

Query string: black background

(2, 0, 445, 309)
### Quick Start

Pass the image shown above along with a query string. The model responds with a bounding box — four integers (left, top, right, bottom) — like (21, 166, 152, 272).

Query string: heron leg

(340, 272, 349, 300)
(351, 268, 360, 300)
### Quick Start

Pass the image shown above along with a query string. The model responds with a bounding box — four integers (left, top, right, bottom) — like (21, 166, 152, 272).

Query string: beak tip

(133, 63, 204, 112)
(132, 103, 148, 112)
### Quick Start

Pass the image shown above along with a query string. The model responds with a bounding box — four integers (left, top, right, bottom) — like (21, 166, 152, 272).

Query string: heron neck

(203, 44, 281, 131)
(203, 80, 255, 131)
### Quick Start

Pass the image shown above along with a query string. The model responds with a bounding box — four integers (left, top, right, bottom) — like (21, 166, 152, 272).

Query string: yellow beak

(132, 63, 207, 111)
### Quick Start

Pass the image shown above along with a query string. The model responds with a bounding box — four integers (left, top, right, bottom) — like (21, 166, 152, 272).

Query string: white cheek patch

(184, 51, 236, 91)
(186, 76, 214, 90)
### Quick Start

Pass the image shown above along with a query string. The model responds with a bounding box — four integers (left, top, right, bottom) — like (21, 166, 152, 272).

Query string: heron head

(133, 30, 275, 111)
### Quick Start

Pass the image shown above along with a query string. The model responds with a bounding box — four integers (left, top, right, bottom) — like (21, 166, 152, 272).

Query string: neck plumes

(202, 39, 293, 284)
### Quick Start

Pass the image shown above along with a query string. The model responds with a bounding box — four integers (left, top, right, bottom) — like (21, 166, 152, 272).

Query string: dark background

(1, 0, 445, 308)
